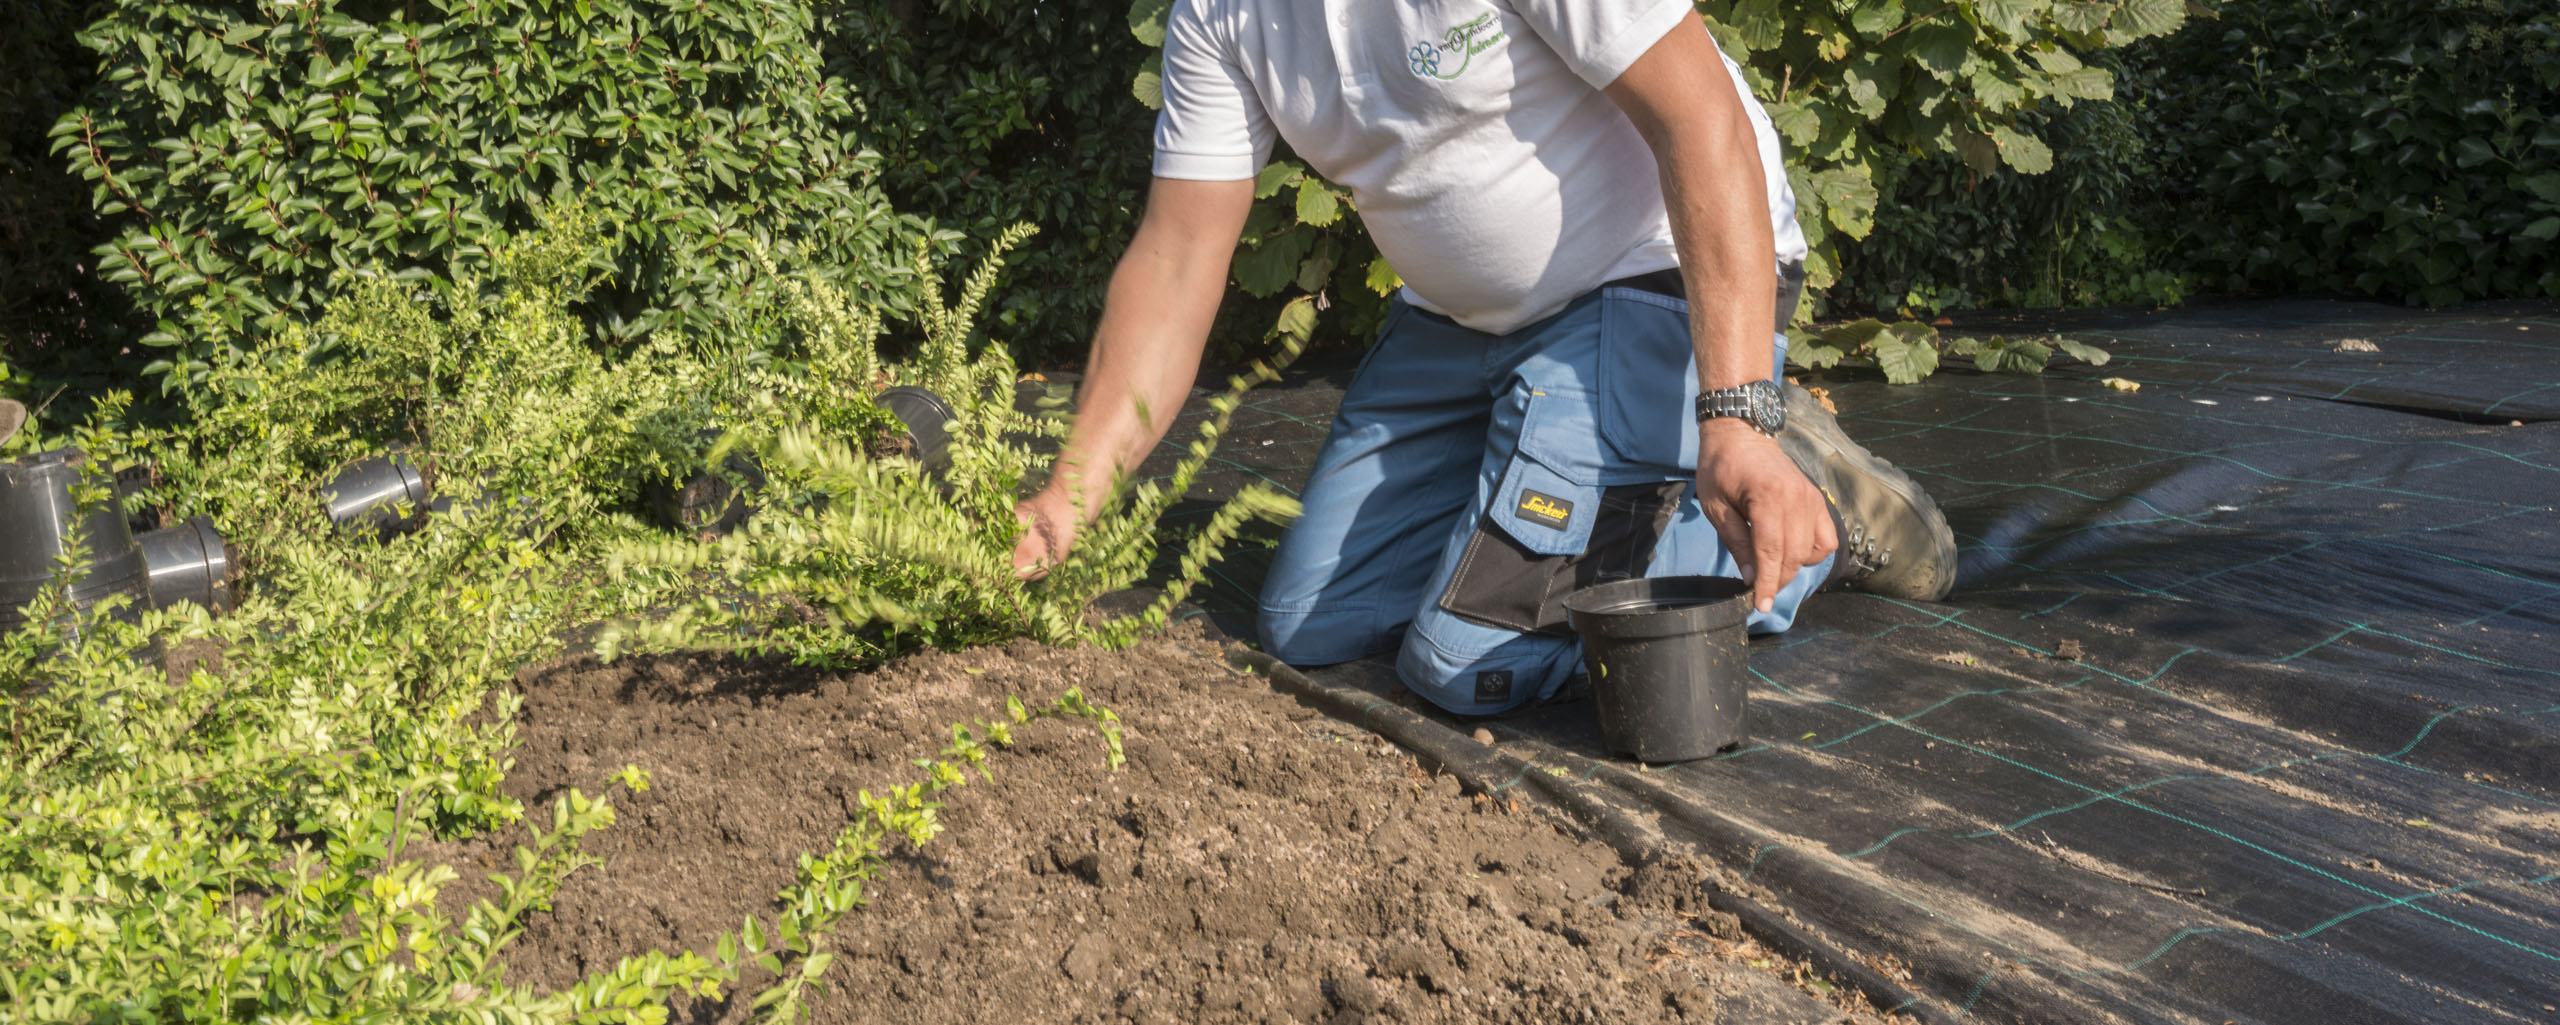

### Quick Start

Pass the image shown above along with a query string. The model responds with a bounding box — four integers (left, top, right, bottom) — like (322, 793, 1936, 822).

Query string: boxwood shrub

(52, 0, 930, 382)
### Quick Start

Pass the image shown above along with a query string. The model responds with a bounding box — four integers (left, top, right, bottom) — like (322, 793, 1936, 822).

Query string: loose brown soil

(427, 627, 1887, 1024)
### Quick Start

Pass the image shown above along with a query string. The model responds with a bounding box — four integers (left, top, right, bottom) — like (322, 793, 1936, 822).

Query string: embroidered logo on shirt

(1408, 11, 1509, 80)
(1516, 489, 1574, 529)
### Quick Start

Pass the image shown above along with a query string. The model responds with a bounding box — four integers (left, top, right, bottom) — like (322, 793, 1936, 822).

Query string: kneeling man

(1012, 0, 1957, 714)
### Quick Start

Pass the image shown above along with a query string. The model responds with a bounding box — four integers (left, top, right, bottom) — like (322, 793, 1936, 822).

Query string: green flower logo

(1408, 42, 1442, 78)
(1409, 12, 1506, 82)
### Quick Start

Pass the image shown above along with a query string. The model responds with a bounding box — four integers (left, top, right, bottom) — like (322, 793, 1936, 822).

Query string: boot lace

(1837, 523, 1892, 581)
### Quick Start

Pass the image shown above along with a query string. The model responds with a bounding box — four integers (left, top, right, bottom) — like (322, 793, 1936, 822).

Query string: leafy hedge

(0, 0, 118, 351)
(16, 0, 2552, 383)
(1701, 0, 2186, 306)
(821, 0, 1161, 358)
(2136, 0, 2559, 305)
(1834, 91, 2187, 315)
(52, 0, 925, 382)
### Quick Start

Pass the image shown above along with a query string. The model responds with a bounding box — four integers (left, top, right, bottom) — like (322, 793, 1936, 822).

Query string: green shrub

(1835, 90, 2188, 315)
(52, 0, 928, 384)
(820, 0, 1162, 363)
(0, 247, 672, 1017)
(0, 210, 1275, 1019)
(600, 232, 1311, 663)
(0, 0, 122, 354)
(1704, 0, 2186, 306)
(2134, 0, 2559, 305)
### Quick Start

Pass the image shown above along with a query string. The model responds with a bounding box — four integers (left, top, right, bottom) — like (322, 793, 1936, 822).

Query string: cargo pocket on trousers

(1437, 390, 1687, 636)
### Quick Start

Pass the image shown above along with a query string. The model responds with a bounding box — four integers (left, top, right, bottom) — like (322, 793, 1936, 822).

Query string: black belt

(1600, 261, 1806, 332)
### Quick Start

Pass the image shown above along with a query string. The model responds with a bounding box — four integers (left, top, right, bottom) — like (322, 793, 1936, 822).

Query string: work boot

(1775, 383, 1958, 601)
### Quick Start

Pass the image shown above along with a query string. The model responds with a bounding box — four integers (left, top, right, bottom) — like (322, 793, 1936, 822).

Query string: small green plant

(599, 236, 1315, 663)
(730, 689, 1123, 1020)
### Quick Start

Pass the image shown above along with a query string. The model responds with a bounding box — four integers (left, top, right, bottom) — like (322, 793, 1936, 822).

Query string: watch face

(1757, 385, 1784, 433)
(1698, 382, 1787, 434)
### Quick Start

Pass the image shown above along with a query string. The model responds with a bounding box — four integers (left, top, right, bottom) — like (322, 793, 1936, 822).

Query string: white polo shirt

(1153, 0, 1807, 335)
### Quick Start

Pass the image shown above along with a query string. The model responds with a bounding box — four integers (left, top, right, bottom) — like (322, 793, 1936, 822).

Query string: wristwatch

(1695, 380, 1787, 436)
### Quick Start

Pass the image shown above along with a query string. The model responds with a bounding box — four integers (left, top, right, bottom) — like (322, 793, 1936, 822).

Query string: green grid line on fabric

(1886, 427, 2542, 507)
(1460, 638, 2560, 1011)
(1880, 391, 2560, 476)
(1741, 665, 2560, 962)
(1665, 720, 2554, 1023)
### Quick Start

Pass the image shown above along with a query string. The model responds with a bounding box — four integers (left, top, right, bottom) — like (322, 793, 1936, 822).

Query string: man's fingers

(1011, 503, 1058, 581)
(1809, 485, 1839, 561)
(1701, 499, 1753, 580)
(1749, 508, 1788, 613)
(1789, 488, 1827, 572)
(1010, 532, 1050, 581)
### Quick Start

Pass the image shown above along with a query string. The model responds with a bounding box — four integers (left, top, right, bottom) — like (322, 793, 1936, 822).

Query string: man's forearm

(1048, 247, 1223, 515)
(1606, 21, 1779, 396)
(1659, 119, 1778, 394)
(1043, 177, 1250, 518)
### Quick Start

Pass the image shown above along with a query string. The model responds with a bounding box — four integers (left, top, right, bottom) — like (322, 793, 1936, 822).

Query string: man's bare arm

(1606, 19, 1834, 611)
(1012, 176, 1254, 577)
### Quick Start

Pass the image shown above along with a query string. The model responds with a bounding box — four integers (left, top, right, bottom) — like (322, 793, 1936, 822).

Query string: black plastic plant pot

(320, 450, 430, 537)
(878, 386, 956, 475)
(138, 517, 235, 613)
(1563, 575, 1755, 764)
(647, 432, 766, 536)
(0, 448, 149, 633)
(113, 463, 164, 534)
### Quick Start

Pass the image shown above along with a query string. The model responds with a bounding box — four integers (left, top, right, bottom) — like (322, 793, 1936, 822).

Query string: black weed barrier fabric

(1144, 298, 2560, 1024)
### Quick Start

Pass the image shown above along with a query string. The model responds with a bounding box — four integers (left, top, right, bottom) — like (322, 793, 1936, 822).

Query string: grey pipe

(319, 449, 430, 537)
(137, 517, 234, 613)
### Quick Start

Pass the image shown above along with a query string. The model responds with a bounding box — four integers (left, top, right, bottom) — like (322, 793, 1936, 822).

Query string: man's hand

(1696, 419, 1836, 612)
(1011, 486, 1083, 580)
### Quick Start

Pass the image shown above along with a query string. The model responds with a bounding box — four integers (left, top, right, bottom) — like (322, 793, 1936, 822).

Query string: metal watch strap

(1694, 380, 1786, 436)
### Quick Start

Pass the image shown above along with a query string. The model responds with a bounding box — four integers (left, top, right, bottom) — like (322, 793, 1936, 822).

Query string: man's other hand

(1695, 419, 1837, 612)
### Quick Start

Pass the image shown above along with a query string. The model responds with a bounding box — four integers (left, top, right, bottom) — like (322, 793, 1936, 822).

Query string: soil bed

(431, 628, 1890, 1024)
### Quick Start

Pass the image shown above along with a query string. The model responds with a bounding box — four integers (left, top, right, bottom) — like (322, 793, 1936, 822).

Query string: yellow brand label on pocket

(1516, 490, 1574, 528)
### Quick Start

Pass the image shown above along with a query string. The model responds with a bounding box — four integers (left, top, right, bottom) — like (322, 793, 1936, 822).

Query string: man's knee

(1255, 603, 1397, 667)
(1394, 621, 1581, 716)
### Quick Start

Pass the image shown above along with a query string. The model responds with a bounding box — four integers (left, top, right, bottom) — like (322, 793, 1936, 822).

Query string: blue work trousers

(1255, 284, 1830, 715)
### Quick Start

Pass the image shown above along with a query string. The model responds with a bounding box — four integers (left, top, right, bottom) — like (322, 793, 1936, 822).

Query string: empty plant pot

(647, 432, 766, 536)
(0, 448, 149, 633)
(138, 516, 234, 613)
(877, 386, 956, 475)
(113, 463, 164, 534)
(1563, 575, 1754, 763)
(320, 449, 430, 537)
